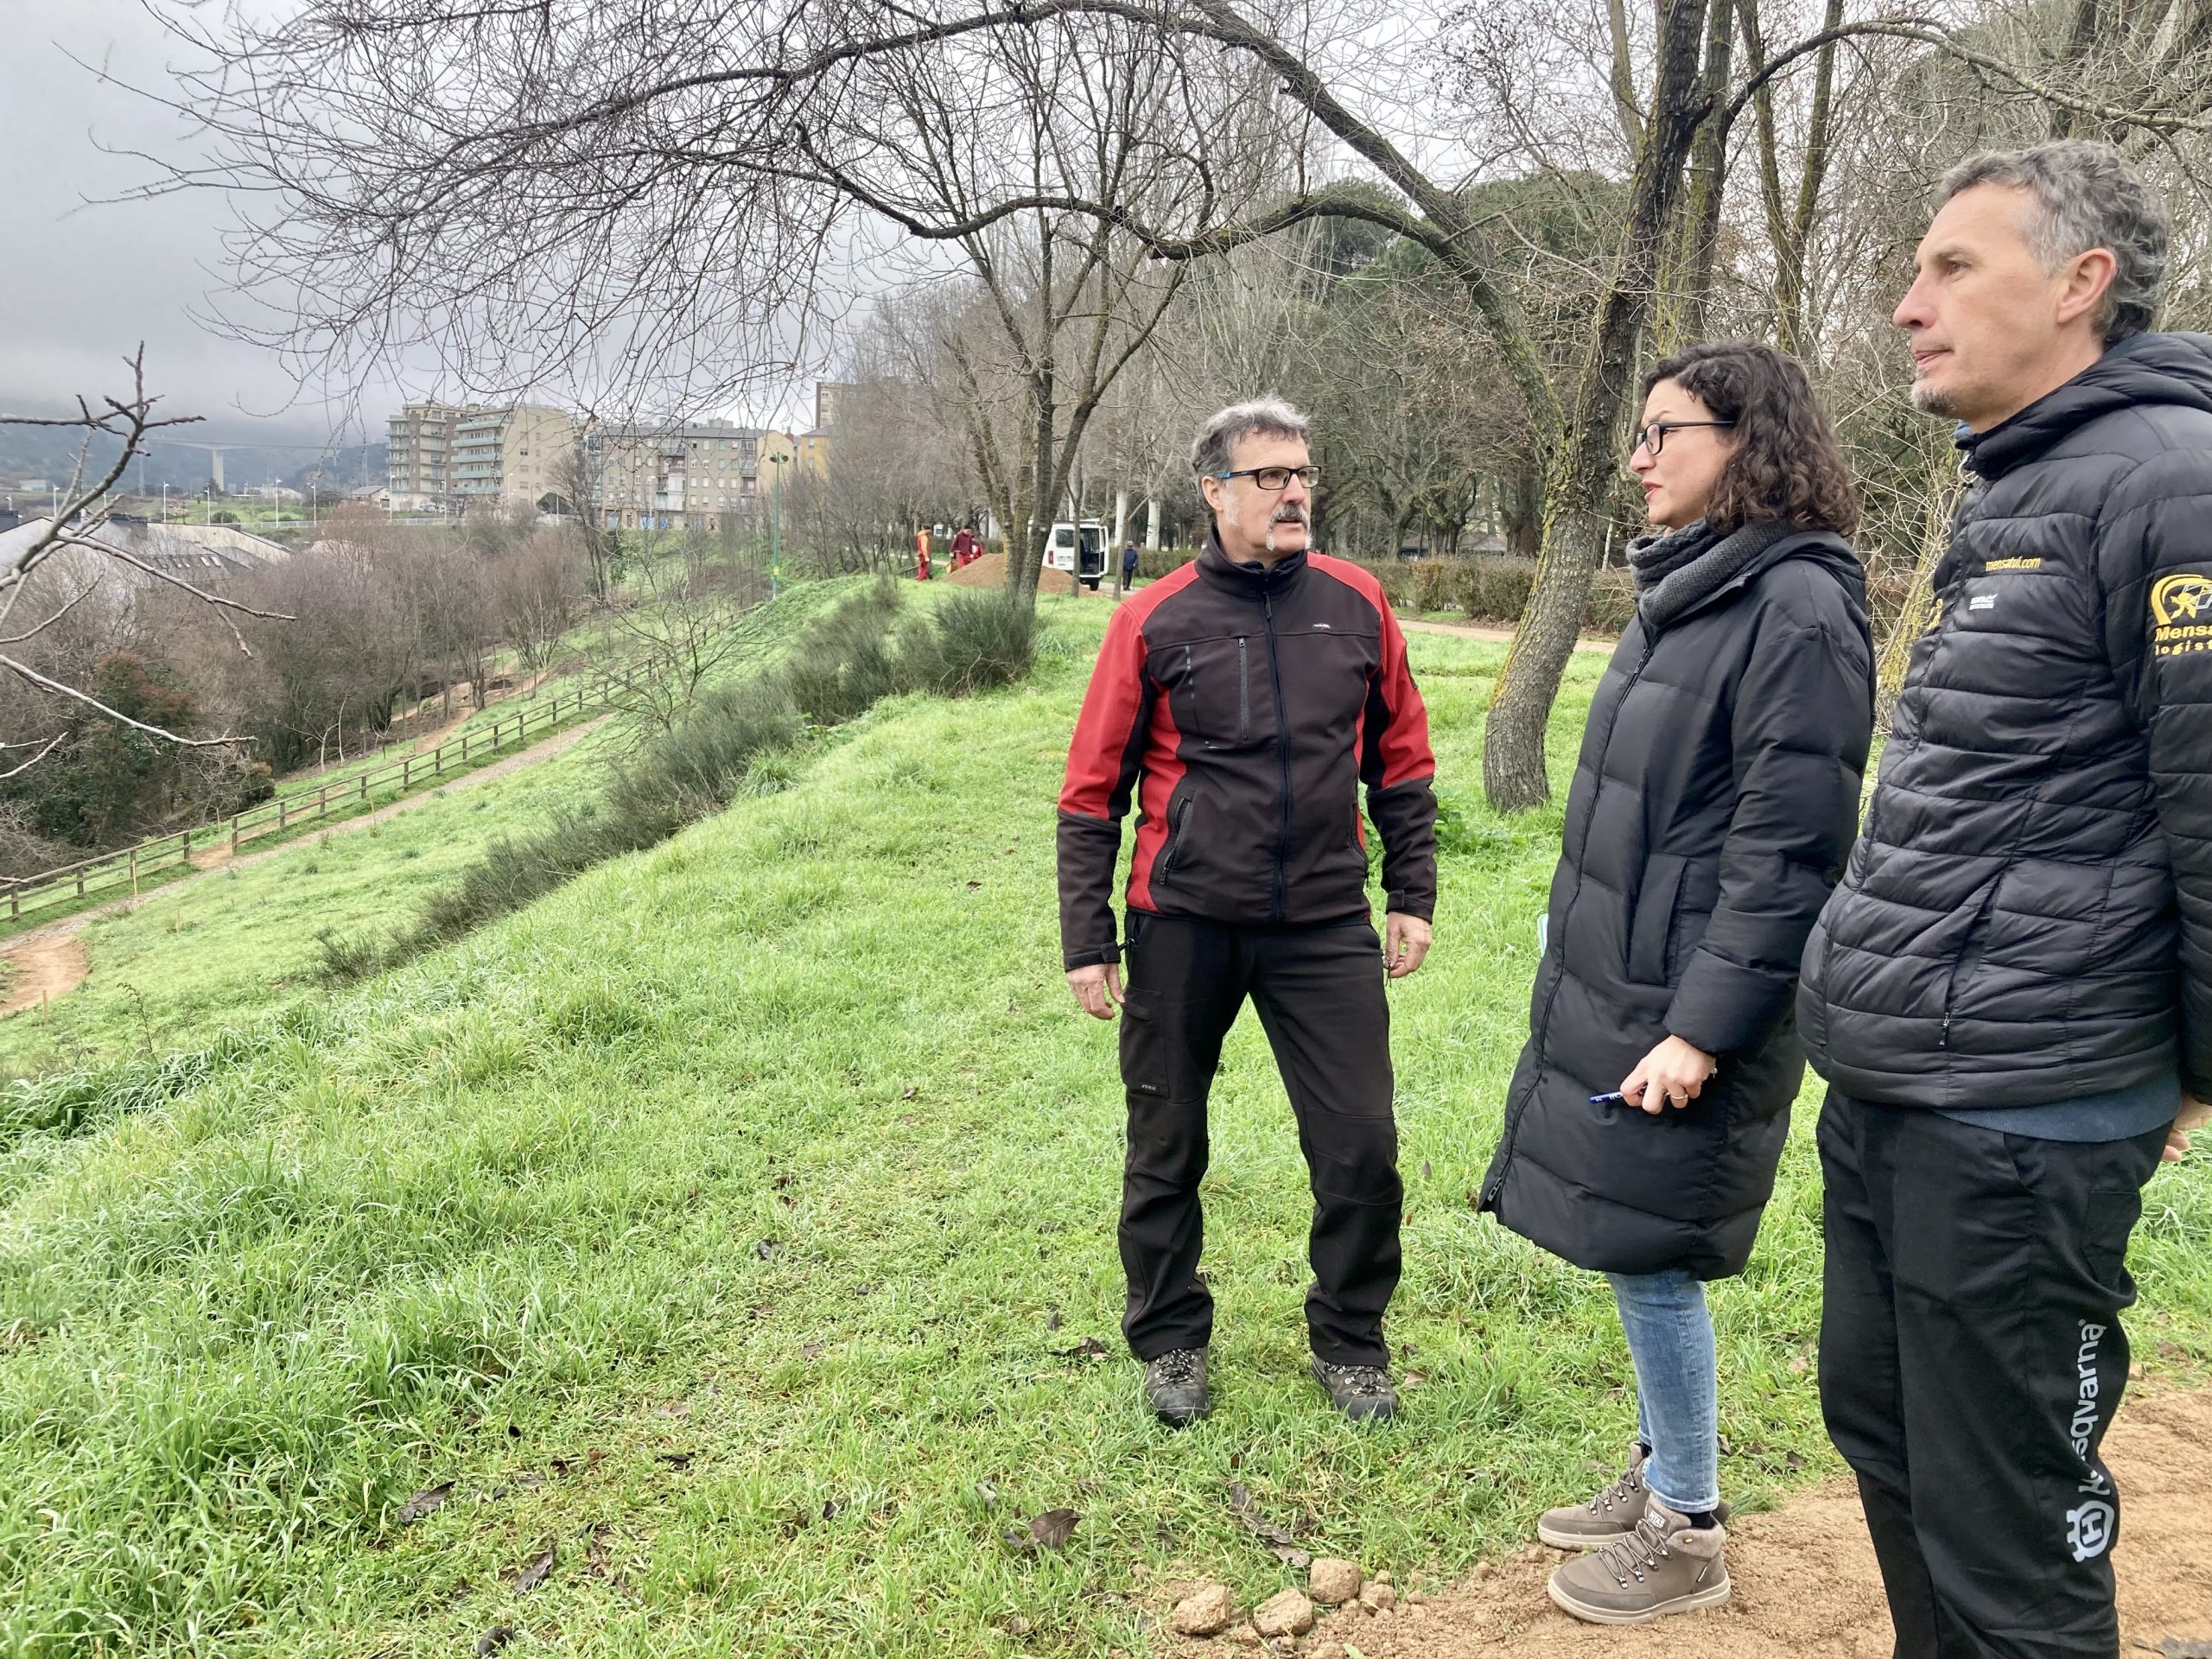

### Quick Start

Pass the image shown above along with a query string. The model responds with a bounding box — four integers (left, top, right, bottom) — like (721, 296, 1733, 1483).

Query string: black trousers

(1117, 912, 1401, 1367)
(1817, 1091, 2167, 1659)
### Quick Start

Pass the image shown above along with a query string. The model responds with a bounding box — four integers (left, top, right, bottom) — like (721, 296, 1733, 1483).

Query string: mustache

(1270, 503, 1311, 525)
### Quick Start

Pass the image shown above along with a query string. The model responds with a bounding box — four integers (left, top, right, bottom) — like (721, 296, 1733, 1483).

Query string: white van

(1046, 519, 1108, 589)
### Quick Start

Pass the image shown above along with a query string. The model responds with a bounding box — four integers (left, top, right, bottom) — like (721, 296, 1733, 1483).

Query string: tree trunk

(1663, 0, 1736, 348)
(1482, 0, 1713, 811)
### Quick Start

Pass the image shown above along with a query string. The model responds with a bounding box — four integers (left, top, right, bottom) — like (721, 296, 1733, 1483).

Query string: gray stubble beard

(1910, 381, 1960, 417)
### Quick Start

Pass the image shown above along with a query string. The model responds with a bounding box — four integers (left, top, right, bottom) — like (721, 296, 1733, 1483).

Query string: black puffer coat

(1801, 333, 2212, 1107)
(1482, 532, 1875, 1278)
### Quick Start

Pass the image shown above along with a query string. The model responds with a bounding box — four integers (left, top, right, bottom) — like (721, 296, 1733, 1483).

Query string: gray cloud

(0, 0, 390, 445)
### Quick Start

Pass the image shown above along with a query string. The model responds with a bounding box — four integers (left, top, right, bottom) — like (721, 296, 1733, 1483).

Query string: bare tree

(489, 532, 588, 676)
(597, 531, 768, 731)
(0, 350, 286, 776)
(149, 0, 2212, 807)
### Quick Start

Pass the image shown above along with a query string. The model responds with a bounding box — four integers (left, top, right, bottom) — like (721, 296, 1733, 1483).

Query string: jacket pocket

(1628, 854, 1687, 985)
(1155, 798, 1198, 888)
(1940, 876, 2003, 1048)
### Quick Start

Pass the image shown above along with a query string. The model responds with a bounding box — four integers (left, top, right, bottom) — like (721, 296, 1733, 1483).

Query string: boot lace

(1150, 1348, 1204, 1386)
(1587, 1456, 1645, 1518)
(1592, 1514, 1674, 1588)
(1319, 1362, 1392, 1399)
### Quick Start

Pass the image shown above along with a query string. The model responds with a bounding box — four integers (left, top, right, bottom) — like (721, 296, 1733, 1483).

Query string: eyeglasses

(1214, 465, 1321, 492)
(1630, 420, 1735, 458)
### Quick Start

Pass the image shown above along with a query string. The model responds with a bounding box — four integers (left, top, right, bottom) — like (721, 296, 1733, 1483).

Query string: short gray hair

(1938, 140, 2168, 343)
(1190, 397, 1311, 502)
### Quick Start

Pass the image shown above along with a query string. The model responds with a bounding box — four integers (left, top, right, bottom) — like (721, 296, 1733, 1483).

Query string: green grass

(1, 594, 2207, 1656)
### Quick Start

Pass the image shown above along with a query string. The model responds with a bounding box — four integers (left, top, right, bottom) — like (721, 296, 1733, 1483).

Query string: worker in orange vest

(915, 525, 932, 582)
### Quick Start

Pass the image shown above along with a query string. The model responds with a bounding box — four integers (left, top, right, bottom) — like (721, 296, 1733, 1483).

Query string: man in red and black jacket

(1058, 397, 1438, 1426)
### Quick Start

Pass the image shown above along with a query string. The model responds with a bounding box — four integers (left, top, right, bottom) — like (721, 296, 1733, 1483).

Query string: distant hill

(0, 420, 385, 498)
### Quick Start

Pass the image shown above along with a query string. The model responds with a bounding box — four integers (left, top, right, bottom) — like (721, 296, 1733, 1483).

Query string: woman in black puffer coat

(1480, 344, 1876, 1624)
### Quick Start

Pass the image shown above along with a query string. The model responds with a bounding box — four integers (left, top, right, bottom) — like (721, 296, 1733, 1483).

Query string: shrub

(1468, 559, 1535, 622)
(907, 588, 1037, 695)
(1408, 559, 1470, 616)
(315, 927, 385, 986)
(1136, 548, 1194, 582)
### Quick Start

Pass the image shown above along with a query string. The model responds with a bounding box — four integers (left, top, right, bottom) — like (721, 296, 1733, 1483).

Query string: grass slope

(2, 594, 2208, 1656)
(0, 583, 868, 1077)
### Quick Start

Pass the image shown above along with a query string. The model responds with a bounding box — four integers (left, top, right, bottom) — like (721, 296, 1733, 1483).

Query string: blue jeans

(1606, 1268, 1720, 1516)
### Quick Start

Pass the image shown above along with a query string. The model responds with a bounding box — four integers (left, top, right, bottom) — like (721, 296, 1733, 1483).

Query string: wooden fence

(3, 667, 637, 928)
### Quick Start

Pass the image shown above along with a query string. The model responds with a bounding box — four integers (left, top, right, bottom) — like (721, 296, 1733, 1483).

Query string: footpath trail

(1195, 1384, 2212, 1659)
(0, 715, 609, 1019)
(1399, 617, 1617, 654)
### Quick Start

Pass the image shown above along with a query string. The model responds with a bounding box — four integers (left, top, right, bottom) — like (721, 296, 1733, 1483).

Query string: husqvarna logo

(2152, 572, 2212, 658)
(2067, 1498, 2114, 1561)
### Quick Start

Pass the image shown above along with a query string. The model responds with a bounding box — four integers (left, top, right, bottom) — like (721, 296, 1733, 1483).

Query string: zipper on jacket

(1156, 798, 1193, 887)
(1262, 592, 1294, 922)
(1484, 632, 1660, 1210)
(1937, 880, 2002, 1049)
(1236, 637, 1250, 742)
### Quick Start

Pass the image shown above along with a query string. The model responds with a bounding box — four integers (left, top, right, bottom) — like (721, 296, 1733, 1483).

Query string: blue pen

(1590, 1091, 1626, 1104)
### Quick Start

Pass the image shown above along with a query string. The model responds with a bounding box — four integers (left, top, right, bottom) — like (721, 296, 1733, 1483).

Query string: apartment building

(585, 418, 799, 532)
(388, 401, 576, 513)
(450, 404, 576, 512)
(385, 401, 469, 511)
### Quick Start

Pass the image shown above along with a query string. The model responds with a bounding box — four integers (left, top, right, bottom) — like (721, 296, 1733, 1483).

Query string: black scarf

(1626, 517, 1798, 632)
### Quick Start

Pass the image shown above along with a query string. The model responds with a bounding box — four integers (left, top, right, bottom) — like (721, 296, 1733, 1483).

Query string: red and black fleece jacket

(1057, 539, 1439, 969)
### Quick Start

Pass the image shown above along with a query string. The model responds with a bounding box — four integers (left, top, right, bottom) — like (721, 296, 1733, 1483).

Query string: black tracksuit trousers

(1116, 911, 1401, 1368)
(1816, 1091, 2168, 1659)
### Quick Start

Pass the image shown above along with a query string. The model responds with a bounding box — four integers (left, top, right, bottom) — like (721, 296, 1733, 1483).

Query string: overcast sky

(1, 0, 438, 448)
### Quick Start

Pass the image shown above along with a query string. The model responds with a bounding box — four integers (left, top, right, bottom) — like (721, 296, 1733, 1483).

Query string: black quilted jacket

(1483, 531, 1874, 1278)
(1801, 332, 2212, 1108)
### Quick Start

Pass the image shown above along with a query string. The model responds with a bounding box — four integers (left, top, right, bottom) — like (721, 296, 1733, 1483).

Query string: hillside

(2, 594, 2207, 1656)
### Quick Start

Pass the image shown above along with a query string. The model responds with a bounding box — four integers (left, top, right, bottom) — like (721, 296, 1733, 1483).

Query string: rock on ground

(1308, 1558, 1363, 1606)
(1250, 1588, 1316, 1638)
(1171, 1583, 1236, 1637)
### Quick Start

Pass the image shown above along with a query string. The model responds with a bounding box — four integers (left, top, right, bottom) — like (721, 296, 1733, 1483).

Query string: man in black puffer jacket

(1799, 142, 2212, 1658)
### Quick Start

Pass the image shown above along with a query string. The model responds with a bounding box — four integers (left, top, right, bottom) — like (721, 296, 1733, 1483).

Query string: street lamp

(766, 449, 791, 596)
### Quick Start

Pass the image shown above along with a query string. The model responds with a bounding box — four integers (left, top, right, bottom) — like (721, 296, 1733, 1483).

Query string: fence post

(76, 869, 86, 898)
(320, 783, 330, 819)
(360, 773, 368, 800)
(232, 814, 240, 852)
(278, 798, 288, 831)
(404, 756, 412, 791)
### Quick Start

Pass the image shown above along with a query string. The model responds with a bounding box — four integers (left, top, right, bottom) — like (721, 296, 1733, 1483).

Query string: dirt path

(0, 715, 610, 1018)
(1211, 1384, 2212, 1659)
(1400, 617, 1617, 654)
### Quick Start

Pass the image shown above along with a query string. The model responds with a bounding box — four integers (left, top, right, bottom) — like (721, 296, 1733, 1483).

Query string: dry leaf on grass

(508, 1545, 556, 1593)
(1003, 1508, 1081, 1551)
(1227, 1482, 1312, 1568)
(397, 1482, 452, 1525)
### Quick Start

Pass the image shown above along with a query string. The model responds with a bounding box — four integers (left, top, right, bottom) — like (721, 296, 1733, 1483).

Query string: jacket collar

(1198, 531, 1306, 595)
(1658, 526, 1866, 631)
(1960, 330, 2212, 480)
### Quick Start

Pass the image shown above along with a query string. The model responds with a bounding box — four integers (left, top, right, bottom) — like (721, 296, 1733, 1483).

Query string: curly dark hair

(1642, 342, 1859, 537)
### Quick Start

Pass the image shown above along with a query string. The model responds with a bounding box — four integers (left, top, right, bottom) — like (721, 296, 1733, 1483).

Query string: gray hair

(1190, 397, 1311, 502)
(1938, 140, 2169, 343)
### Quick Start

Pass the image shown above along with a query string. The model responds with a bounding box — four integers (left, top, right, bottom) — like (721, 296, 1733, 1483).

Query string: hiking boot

(1310, 1356, 1398, 1422)
(1538, 1446, 1650, 1549)
(1547, 1494, 1730, 1624)
(1143, 1347, 1211, 1426)
(1538, 1447, 1731, 1549)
